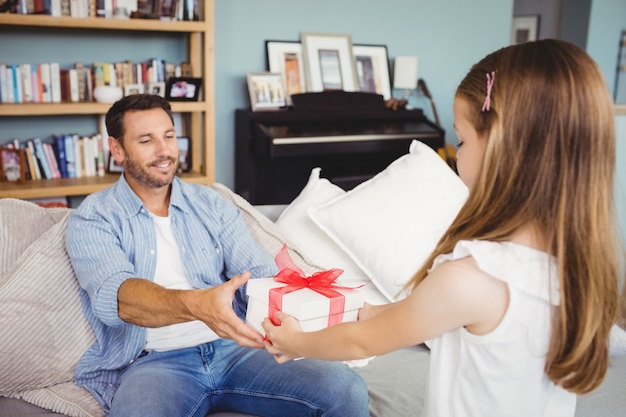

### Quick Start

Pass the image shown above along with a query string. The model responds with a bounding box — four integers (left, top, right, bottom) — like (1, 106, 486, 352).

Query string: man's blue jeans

(108, 339, 369, 417)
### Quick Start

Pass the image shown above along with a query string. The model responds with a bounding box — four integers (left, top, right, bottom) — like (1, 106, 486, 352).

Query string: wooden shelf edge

(0, 173, 211, 200)
(0, 101, 208, 116)
(615, 104, 626, 115)
(0, 13, 206, 32)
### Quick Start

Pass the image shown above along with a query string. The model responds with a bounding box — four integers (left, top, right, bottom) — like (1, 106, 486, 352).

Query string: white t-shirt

(145, 214, 220, 351)
(423, 240, 576, 417)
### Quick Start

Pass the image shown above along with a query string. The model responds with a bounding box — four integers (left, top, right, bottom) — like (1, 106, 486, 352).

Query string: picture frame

(265, 40, 307, 101)
(511, 15, 540, 45)
(301, 32, 358, 93)
(177, 136, 191, 172)
(148, 81, 166, 97)
(165, 77, 202, 101)
(0, 147, 26, 183)
(124, 83, 145, 96)
(246, 72, 287, 111)
(352, 44, 392, 100)
(108, 152, 124, 173)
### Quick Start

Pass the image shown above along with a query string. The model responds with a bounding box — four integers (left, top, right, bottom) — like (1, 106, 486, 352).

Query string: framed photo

(266, 40, 307, 101)
(124, 83, 145, 96)
(0, 147, 26, 183)
(148, 81, 166, 97)
(511, 15, 540, 44)
(165, 77, 202, 101)
(246, 72, 287, 111)
(301, 32, 358, 93)
(353, 44, 392, 100)
(177, 136, 191, 172)
(108, 152, 124, 173)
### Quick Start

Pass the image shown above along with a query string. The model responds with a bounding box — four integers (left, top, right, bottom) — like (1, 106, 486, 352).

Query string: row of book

(6, 0, 201, 21)
(0, 59, 189, 104)
(3, 134, 110, 182)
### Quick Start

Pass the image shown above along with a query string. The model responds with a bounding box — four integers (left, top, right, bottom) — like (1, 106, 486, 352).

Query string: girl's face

(453, 97, 487, 189)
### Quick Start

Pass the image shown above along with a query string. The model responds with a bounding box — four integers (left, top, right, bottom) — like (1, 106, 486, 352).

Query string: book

(68, 68, 79, 102)
(49, 62, 61, 103)
(73, 134, 82, 178)
(75, 62, 86, 102)
(0, 63, 7, 103)
(44, 142, 61, 178)
(95, 133, 105, 176)
(21, 63, 32, 103)
(40, 63, 52, 103)
(26, 140, 42, 180)
(64, 134, 76, 178)
(33, 137, 52, 179)
(11, 65, 22, 103)
(54, 135, 69, 178)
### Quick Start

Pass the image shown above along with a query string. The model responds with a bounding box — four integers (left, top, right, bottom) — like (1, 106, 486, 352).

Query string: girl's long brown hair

(404, 39, 622, 394)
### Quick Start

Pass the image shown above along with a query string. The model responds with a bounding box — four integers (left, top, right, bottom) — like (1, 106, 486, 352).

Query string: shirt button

(150, 249, 155, 255)
(215, 247, 221, 254)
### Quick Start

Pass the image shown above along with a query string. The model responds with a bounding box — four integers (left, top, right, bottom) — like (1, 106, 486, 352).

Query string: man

(66, 94, 369, 417)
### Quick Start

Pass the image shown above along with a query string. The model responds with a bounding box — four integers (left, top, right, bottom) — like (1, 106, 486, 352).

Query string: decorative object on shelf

(164, 77, 202, 101)
(246, 72, 287, 112)
(177, 136, 191, 173)
(352, 44, 391, 100)
(93, 85, 124, 103)
(0, 147, 26, 184)
(108, 152, 124, 173)
(266, 40, 307, 102)
(301, 32, 358, 93)
(393, 56, 418, 100)
(148, 81, 166, 97)
(511, 15, 539, 44)
(123, 83, 145, 96)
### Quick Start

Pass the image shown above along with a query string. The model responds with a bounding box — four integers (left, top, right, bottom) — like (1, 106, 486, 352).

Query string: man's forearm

(117, 278, 196, 327)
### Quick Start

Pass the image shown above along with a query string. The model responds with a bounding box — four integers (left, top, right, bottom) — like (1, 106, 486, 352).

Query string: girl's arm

(262, 256, 509, 363)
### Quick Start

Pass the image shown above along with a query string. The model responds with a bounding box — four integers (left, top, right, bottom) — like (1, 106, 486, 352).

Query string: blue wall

(214, 0, 514, 186)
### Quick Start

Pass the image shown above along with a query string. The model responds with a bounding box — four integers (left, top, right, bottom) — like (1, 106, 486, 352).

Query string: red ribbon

(268, 244, 348, 327)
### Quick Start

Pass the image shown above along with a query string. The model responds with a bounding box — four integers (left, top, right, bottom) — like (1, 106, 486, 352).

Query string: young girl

(262, 39, 623, 416)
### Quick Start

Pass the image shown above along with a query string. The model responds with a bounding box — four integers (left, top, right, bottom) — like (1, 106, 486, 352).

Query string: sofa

(2, 141, 625, 417)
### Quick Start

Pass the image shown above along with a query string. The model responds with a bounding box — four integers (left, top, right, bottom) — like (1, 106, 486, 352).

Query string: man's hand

(190, 272, 265, 349)
(118, 273, 265, 349)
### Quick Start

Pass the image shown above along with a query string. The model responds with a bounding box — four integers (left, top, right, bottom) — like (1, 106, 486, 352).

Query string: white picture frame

(353, 44, 392, 100)
(301, 32, 358, 93)
(247, 72, 287, 111)
(511, 15, 539, 45)
(266, 40, 307, 100)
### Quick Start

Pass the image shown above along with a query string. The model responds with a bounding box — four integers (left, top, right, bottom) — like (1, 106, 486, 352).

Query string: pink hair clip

(481, 71, 495, 112)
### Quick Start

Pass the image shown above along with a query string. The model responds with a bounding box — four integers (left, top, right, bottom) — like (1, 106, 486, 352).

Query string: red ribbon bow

(268, 244, 347, 327)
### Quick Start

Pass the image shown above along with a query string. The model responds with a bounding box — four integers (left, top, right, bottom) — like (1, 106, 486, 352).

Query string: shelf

(0, 171, 211, 200)
(615, 104, 626, 115)
(0, 13, 207, 32)
(0, 2, 215, 201)
(0, 101, 209, 116)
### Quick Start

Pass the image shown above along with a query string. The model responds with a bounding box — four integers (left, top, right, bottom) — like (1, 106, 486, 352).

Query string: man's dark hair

(105, 94, 174, 143)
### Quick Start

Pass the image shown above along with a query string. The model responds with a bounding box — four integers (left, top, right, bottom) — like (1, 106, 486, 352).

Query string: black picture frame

(165, 77, 202, 101)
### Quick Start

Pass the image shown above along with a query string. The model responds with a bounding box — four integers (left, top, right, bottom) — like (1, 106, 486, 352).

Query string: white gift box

(246, 277, 365, 334)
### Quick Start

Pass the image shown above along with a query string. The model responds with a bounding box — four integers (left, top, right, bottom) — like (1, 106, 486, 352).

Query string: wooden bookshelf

(0, 4, 215, 200)
(615, 104, 626, 115)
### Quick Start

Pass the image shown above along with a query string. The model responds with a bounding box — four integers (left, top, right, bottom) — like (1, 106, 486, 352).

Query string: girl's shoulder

(433, 240, 559, 305)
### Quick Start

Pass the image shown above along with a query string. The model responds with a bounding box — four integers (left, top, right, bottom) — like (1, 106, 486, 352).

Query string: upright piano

(234, 91, 445, 205)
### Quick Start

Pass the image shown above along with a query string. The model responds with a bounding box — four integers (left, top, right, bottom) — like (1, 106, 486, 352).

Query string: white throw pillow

(275, 168, 368, 284)
(308, 140, 469, 302)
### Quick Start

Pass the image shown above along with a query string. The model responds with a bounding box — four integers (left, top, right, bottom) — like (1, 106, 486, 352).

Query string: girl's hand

(358, 302, 390, 321)
(262, 311, 304, 363)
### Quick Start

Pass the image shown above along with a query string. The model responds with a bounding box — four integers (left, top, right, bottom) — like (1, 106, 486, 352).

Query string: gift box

(246, 276, 365, 334)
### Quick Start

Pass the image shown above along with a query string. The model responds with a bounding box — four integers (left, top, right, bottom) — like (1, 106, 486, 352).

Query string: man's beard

(124, 156, 179, 188)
